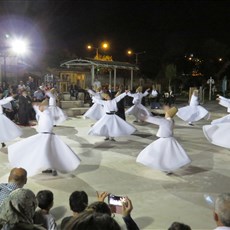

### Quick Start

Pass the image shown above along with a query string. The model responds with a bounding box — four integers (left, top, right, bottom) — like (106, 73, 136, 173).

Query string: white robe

(88, 93, 136, 137)
(211, 96, 230, 125)
(0, 97, 22, 142)
(126, 91, 152, 120)
(8, 106, 80, 176)
(203, 123, 230, 149)
(176, 94, 210, 122)
(46, 92, 67, 125)
(83, 89, 104, 121)
(136, 116, 191, 171)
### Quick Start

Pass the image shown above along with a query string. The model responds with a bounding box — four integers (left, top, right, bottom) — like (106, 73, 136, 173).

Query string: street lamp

(87, 42, 109, 60)
(127, 50, 146, 64)
(0, 35, 29, 83)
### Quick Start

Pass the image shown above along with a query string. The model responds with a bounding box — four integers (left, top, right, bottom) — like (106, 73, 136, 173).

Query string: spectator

(18, 89, 33, 126)
(0, 188, 46, 230)
(168, 221, 191, 230)
(33, 87, 45, 102)
(0, 167, 27, 206)
(60, 191, 88, 229)
(63, 210, 121, 230)
(34, 190, 57, 230)
(92, 78, 101, 91)
(214, 193, 230, 229)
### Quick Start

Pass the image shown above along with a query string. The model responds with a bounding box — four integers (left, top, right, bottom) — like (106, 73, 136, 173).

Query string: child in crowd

(34, 190, 57, 230)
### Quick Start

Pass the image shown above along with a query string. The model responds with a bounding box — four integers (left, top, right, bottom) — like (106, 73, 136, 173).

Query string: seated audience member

(0, 167, 27, 206)
(65, 197, 139, 230)
(63, 210, 121, 230)
(214, 193, 230, 229)
(168, 221, 191, 230)
(60, 191, 88, 229)
(0, 188, 46, 230)
(34, 190, 57, 230)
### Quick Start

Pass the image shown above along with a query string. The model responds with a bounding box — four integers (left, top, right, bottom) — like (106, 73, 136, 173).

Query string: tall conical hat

(166, 107, 178, 118)
(50, 88, 56, 94)
(40, 98, 49, 106)
(136, 86, 142, 93)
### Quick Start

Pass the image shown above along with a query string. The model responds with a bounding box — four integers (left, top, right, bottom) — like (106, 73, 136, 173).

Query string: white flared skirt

(88, 114, 136, 137)
(203, 123, 230, 149)
(49, 106, 67, 125)
(136, 137, 191, 171)
(0, 114, 22, 142)
(126, 104, 152, 119)
(211, 114, 230, 125)
(8, 133, 81, 176)
(177, 105, 210, 122)
(83, 103, 104, 121)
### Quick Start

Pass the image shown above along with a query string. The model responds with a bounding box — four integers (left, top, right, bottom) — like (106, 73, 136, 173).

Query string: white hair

(215, 193, 230, 226)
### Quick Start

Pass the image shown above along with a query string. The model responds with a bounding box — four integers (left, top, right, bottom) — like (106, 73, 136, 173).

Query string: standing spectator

(213, 193, 230, 229)
(34, 190, 57, 230)
(34, 87, 45, 102)
(18, 89, 33, 126)
(18, 81, 26, 93)
(0, 167, 27, 206)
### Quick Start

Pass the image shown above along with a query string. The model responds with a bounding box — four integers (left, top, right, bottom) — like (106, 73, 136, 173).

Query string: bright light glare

(11, 39, 28, 55)
(127, 50, 132, 55)
(87, 45, 92, 49)
(102, 42, 109, 49)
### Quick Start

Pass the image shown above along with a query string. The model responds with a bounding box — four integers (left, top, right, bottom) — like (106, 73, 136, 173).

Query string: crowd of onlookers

(0, 168, 230, 230)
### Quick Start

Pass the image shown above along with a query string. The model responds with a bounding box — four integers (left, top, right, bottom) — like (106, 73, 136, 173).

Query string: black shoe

(166, 171, 173, 175)
(110, 138, 116, 141)
(188, 123, 194, 126)
(1, 143, 6, 148)
(42, 169, 52, 174)
(104, 137, 109, 141)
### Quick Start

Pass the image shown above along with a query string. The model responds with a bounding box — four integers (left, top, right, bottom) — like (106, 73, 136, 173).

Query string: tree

(165, 64, 177, 91)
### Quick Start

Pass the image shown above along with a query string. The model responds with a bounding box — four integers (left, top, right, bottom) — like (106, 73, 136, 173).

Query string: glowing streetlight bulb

(87, 45, 92, 50)
(127, 50, 132, 55)
(102, 42, 109, 49)
(11, 39, 28, 55)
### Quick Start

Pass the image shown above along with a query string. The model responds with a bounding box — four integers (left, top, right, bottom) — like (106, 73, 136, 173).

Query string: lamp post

(87, 42, 109, 60)
(127, 50, 146, 64)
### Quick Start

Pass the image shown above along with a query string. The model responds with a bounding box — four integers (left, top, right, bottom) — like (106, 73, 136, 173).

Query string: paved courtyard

(0, 101, 229, 229)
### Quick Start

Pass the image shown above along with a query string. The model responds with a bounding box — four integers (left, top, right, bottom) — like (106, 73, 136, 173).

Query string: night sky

(1, 0, 230, 70)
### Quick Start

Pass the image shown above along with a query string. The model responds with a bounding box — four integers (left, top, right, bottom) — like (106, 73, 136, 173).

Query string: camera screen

(108, 195, 123, 206)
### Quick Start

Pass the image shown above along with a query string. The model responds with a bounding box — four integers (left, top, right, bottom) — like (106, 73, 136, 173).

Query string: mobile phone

(108, 194, 124, 206)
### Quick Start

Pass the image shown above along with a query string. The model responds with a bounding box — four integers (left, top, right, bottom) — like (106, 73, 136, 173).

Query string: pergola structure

(60, 58, 139, 90)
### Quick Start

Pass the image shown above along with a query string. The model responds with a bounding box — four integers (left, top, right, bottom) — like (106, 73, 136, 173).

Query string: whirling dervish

(88, 91, 136, 141)
(83, 87, 104, 121)
(136, 107, 191, 174)
(176, 88, 210, 126)
(0, 96, 22, 148)
(46, 88, 67, 126)
(211, 95, 230, 124)
(8, 99, 81, 177)
(125, 86, 152, 122)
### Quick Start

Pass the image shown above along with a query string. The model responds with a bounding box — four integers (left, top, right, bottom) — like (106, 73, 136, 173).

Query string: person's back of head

(214, 193, 230, 227)
(87, 201, 112, 216)
(168, 222, 191, 230)
(0, 188, 37, 226)
(36, 190, 54, 211)
(69, 191, 88, 214)
(67, 211, 121, 230)
(8, 168, 27, 187)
